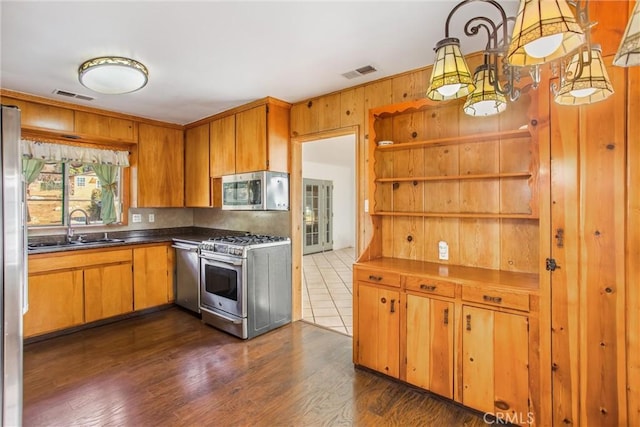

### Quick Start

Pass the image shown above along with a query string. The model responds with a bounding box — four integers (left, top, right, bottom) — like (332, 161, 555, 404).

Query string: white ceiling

(0, 1, 518, 125)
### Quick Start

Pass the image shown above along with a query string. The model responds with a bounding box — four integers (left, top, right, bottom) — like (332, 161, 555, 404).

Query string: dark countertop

(27, 227, 248, 255)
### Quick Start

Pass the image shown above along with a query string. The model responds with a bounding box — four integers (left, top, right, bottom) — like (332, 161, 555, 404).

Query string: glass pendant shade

(554, 45, 614, 105)
(507, 0, 585, 66)
(613, 1, 640, 67)
(463, 64, 508, 117)
(78, 57, 149, 94)
(427, 38, 475, 101)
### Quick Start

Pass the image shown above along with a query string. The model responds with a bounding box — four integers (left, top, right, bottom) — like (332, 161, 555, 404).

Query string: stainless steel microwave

(221, 171, 289, 211)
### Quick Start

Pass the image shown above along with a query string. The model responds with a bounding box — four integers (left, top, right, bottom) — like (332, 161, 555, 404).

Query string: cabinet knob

(466, 314, 472, 331)
(420, 284, 436, 291)
(444, 308, 449, 325)
(380, 297, 387, 304)
(390, 299, 396, 313)
(369, 275, 383, 282)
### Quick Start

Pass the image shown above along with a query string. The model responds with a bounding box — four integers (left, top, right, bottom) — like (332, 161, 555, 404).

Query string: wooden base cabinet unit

(405, 293, 454, 398)
(26, 243, 175, 338)
(356, 279, 401, 378)
(133, 244, 173, 310)
(24, 270, 84, 338)
(461, 306, 530, 423)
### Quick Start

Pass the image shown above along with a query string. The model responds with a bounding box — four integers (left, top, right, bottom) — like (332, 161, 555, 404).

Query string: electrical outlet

(148, 213, 155, 223)
(438, 241, 449, 261)
(132, 214, 142, 223)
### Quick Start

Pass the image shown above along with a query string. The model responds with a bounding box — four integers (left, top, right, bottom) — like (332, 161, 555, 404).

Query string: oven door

(199, 254, 245, 318)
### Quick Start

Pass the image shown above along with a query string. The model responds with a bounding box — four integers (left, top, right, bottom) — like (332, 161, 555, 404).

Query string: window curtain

(90, 164, 118, 224)
(21, 139, 130, 166)
(22, 158, 45, 222)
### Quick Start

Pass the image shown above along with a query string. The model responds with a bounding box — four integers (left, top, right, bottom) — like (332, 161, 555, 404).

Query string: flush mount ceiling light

(78, 56, 148, 94)
(427, 0, 612, 116)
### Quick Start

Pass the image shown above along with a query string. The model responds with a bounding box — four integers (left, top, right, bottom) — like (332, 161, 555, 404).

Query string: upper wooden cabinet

(290, 98, 319, 137)
(135, 123, 184, 207)
(74, 111, 136, 143)
(210, 115, 235, 177)
(235, 101, 290, 173)
(3, 97, 74, 132)
(0, 91, 138, 145)
(184, 123, 211, 207)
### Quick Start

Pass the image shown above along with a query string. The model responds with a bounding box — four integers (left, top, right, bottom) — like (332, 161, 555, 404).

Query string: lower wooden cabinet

(461, 305, 529, 419)
(356, 282, 401, 378)
(24, 270, 84, 337)
(25, 243, 175, 338)
(354, 261, 537, 425)
(405, 294, 454, 398)
(84, 263, 133, 323)
(133, 244, 172, 310)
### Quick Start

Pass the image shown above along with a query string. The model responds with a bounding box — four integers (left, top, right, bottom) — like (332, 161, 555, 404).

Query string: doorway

(299, 134, 356, 335)
(303, 178, 333, 255)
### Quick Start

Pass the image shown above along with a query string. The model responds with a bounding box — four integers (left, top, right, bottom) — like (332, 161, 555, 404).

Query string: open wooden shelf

(371, 211, 538, 220)
(375, 128, 531, 151)
(375, 172, 532, 183)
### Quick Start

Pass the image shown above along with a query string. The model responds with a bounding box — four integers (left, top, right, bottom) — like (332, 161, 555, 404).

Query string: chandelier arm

(444, 0, 509, 46)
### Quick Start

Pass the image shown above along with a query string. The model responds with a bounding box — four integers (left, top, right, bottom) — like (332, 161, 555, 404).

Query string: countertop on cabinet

(27, 227, 247, 255)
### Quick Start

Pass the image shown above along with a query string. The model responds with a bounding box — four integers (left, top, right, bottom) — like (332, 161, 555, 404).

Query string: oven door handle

(199, 255, 243, 266)
(202, 308, 243, 325)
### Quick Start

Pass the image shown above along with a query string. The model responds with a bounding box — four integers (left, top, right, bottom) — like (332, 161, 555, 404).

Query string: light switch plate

(132, 214, 142, 223)
(148, 213, 155, 223)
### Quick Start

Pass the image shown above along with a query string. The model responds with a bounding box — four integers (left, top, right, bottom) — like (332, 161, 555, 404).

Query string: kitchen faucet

(67, 208, 89, 242)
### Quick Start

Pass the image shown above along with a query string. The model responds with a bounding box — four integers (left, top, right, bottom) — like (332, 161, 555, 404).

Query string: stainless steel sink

(27, 238, 126, 251)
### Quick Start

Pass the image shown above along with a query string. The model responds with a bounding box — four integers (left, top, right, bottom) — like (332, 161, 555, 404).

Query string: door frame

(290, 126, 360, 321)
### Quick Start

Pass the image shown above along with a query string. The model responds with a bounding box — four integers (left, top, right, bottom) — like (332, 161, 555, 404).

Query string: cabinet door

(74, 111, 135, 142)
(84, 263, 134, 323)
(235, 105, 267, 173)
(24, 270, 84, 337)
(462, 306, 529, 417)
(5, 98, 74, 132)
(137, 123, 184, 207)
(210, 115, 236, 177)
(290, 98, 319, 137)
(357, 282, 400, 377)
(406, 294, 454, 398)
(185, 123, 211, 207)
(133, 245, 170, 310)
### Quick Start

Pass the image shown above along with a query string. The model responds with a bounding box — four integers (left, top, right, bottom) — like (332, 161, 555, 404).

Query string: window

(26, 161, 122, 227)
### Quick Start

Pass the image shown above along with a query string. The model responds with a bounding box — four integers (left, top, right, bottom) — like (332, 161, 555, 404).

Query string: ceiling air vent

(341, 64, 377, 80)
(52, 89, 95, 101)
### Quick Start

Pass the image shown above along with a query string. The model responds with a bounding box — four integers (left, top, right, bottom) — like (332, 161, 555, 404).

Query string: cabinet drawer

(355, 268, 400, 287)
(462, 286, 529, 312)
(404, 276, 455, 298)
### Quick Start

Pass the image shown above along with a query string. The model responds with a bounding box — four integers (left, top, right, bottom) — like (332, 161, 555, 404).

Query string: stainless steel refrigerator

(1, 104, 27, 425)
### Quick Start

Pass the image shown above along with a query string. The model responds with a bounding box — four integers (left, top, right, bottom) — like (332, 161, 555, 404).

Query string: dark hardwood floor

(24, 307, 487, 426)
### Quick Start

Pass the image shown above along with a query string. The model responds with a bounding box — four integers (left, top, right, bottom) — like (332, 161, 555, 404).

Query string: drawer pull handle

(381, 297, 387, 304)
(420, 284, 437, 291)
(369, 275, 383, 282)
(444, 308, 449, 325)
(390, 299, 396, 313)
(483, 295, 503, 304)
(466, 314, 471, 331)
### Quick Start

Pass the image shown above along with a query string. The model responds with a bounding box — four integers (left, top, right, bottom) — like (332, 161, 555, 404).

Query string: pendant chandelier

(426, 0, 636, 117)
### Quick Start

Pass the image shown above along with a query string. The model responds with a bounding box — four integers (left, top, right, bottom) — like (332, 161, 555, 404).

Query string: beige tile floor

(302, 247, 355, 336)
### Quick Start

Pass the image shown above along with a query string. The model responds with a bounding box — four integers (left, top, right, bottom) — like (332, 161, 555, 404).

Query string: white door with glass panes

(303, 179, 333, 255)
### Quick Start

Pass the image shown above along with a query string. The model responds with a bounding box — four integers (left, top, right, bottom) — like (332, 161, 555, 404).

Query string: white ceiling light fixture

(78, 56, 149, 94)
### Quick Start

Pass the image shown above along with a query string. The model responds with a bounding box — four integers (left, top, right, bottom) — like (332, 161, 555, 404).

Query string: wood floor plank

(24, 307, 486, 426)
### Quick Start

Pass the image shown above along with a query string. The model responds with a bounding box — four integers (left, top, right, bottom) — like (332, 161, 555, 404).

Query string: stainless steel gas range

(199, 234, 292, 339)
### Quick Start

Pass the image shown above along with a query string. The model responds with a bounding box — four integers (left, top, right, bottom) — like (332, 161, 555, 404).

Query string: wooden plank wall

(290, 2, 637, 424)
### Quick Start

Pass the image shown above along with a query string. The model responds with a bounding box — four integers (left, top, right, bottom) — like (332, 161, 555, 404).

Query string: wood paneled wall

(290, 2, 638, 425)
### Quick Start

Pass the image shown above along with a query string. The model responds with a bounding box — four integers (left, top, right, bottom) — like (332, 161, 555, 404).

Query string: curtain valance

(21, 139, 130, 167)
